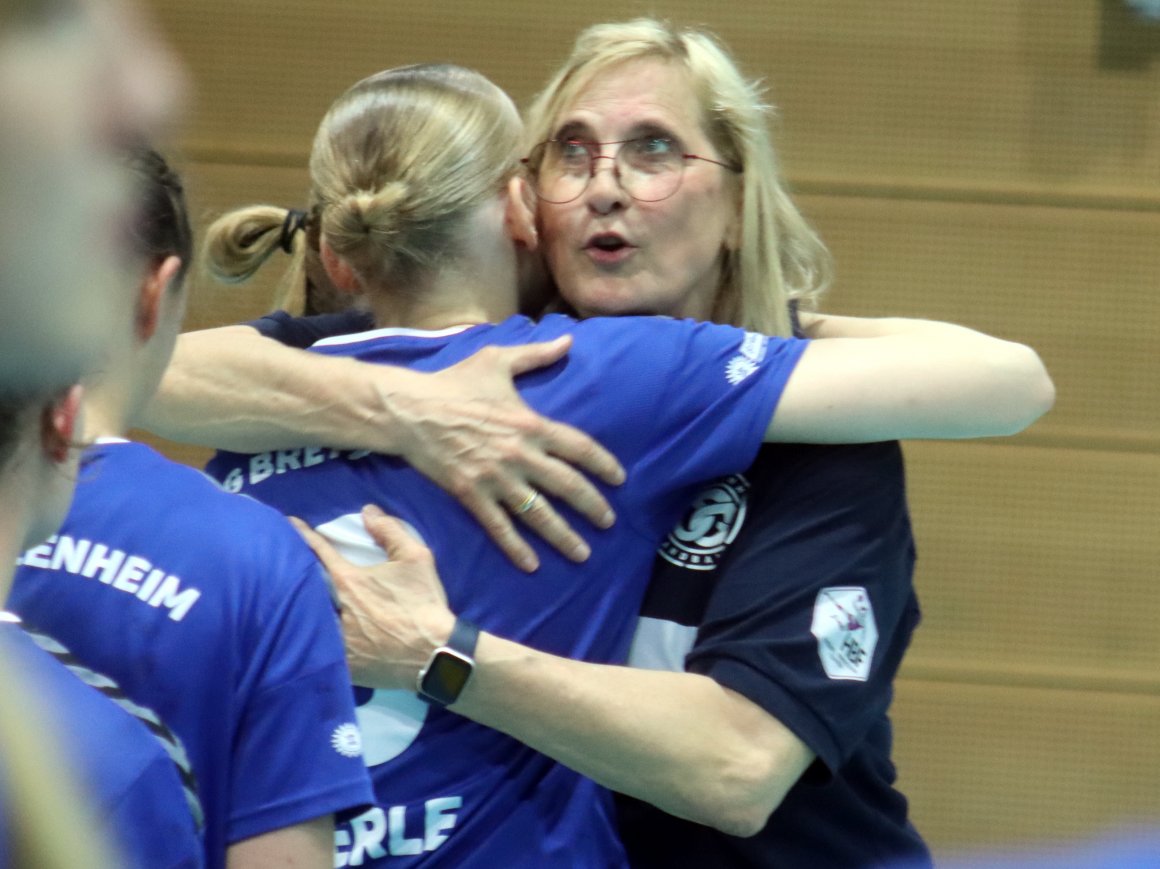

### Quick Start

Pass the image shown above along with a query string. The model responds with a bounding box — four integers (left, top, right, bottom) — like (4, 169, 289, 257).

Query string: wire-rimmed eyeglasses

(521, 137, 742, 205)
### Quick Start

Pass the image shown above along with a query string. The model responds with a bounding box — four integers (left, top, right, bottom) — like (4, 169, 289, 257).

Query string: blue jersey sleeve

(108, 753, 205, 869)
(562, 316, 807, 527)
(0, 624, 204, 869)
(228, 556, 373, 843)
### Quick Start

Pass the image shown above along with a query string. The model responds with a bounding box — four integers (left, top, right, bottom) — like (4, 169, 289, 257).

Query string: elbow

(1011, 345, 1057, 433)
(985, 342, 1056, 436)
(676, 754, 787, 838)
(700, 803, 776, 839)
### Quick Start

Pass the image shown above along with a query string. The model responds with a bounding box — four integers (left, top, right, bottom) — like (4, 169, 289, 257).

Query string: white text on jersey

(335, 800, 461, 866)
(19, 535, 202, 621)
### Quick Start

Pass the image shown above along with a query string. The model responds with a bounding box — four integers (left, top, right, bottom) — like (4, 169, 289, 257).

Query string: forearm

(142, 325, 413, 453)
(227, 815, 334, 869)
(452, 633, 813, 837)
(771, 314, 1055, 442)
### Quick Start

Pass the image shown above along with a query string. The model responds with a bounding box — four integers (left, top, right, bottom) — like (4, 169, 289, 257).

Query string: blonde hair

(204, 64, 521, 310)
(310, 64, 522, 291)
(203, 204, 334, 315)
(524, 19, 832, 337)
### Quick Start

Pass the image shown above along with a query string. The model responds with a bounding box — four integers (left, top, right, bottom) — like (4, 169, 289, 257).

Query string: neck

(0, 461, 39, 602)
(365, 198, 521, 331)
(0, 522, 20, 603)
(81, 376, 133, 441)
(367, 258, 520, 331)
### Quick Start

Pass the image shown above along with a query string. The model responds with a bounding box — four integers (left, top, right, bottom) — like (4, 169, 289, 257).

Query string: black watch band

(416, 618, 479, 707)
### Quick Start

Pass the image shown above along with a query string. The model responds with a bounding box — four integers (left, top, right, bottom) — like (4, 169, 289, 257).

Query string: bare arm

(768, 314, 1054, 442)
(226, 815, 333, 869)
(145, 325, 626, 571)
(458, 635, 814, 836)
(296, 508, 813, 836)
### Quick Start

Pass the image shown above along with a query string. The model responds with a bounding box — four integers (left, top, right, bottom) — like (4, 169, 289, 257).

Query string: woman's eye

(628, 136, 678, 164)
(556, 140, 591, 165)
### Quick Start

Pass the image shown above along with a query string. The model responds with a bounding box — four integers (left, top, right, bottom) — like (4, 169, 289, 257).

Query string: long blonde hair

(523, 19, 832, 337)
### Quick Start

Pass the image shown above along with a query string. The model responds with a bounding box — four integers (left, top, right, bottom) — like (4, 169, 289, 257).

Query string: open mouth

(586, 233, 632, 254)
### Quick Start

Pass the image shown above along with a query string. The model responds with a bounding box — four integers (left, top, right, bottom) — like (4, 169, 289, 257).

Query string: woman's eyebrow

(552, 120, 591, 141)
(551, 117, 680, 143)
(630, 120, 679, 140)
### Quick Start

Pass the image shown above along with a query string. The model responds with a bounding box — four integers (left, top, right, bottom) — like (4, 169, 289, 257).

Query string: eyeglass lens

(531, 138, 686, 204)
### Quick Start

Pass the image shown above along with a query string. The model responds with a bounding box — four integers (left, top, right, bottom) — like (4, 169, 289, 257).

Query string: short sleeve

(228, 557, 373, 842)
(685, 441, 919, 773)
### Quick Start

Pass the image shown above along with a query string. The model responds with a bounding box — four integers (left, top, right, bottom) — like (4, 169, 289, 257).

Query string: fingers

(539, 418, 625, 488)
(484, 340, 625, 488)
(288, 516, 345, 574)
(496, 335, 573, 377)
(456, 491, 541, 574)
(360, 505, 431, 566)
(504, 488, 592, 567)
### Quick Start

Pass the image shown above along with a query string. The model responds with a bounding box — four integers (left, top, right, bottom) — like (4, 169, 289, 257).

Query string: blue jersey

(206, 313, 807, 868)
(9, 440, 374, 869)
(0, 621, 204, 869)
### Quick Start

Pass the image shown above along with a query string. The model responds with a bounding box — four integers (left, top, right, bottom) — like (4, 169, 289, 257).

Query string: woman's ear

(40, 385, 83, 465)
(319, 240, 363, 294)
(504, 176, 539, 251)
(135, 255, 182, 342)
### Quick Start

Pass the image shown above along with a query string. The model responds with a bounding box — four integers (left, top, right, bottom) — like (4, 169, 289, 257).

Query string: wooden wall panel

(900, 441, 1160, 682)
(802, 194, 1160, 442)
(179, 161, 311, 329)
(146, 0, 1160, 197)
(891, 679, 1160, 853)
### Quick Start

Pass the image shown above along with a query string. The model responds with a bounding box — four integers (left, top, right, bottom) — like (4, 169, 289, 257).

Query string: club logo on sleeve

(811, 587, 877, 681)
(658, 475, 749, 571)
(725, 332, 768, 385)
(331, 722, 364, 758)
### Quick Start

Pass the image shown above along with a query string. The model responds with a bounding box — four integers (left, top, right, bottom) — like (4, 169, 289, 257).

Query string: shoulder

(1, 626, 182, 805)
(250, 307, 373, 348)
(80, 442, 317, 579)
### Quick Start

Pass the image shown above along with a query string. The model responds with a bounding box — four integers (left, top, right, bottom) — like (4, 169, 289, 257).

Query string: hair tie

(278, 208, 309, 254)
(788, 298, 803, 338)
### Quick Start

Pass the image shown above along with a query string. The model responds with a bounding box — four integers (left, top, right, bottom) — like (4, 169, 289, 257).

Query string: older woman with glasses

(156, 22, 1050, 868)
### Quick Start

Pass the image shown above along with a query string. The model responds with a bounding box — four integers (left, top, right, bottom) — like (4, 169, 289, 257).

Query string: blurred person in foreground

(8, 147, 374, 869)
(0, 1, 200, 867)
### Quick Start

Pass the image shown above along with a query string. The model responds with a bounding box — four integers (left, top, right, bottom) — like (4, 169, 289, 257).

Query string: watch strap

(416, 617, 479, 706)
(446, 617, 480, 658)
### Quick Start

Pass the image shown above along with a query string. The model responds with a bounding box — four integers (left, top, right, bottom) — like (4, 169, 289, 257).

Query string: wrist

(416, 616, 479, 707)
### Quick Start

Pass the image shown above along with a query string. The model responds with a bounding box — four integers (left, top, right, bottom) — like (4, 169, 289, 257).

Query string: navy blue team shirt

(207, 312, 807, 868)
(619, 441, 931, 868)
(9, 440, 375, 868)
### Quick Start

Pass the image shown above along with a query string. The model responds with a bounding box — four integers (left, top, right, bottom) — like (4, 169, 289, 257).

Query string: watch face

(420, 649, 473, 706)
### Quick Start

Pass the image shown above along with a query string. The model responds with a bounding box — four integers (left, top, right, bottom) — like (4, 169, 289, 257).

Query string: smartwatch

(416, 617, 479, 707)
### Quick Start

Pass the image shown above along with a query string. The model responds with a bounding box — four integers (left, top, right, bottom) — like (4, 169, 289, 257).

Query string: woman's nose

(584, 154, 627, 212)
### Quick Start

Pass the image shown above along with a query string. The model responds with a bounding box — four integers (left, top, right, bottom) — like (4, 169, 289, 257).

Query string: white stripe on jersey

(626, 616, 697, 672)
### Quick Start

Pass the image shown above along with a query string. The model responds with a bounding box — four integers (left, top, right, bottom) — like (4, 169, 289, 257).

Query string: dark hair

(125, 147, 192, 284)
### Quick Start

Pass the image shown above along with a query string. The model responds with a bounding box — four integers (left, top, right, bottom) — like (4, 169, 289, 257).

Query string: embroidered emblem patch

(725, 332, 768, 385)
(658, 475, 749, 571)
(810, 587, 877, 681)
(330, 722, 364, 758)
